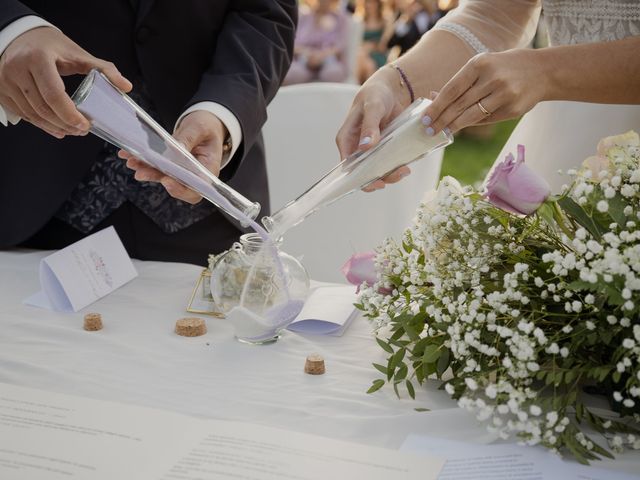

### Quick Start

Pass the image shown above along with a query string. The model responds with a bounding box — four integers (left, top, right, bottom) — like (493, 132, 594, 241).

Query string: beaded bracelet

(389, 63, 415, 104)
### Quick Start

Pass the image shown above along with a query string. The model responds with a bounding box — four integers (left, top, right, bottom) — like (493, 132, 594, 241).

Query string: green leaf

(564, 435, 590, 465)
(376, 337, 394, 354)
(367, 379, 385, 394)
(436, 348, 451, 377)
(390, 348, 406, 372)
(394, 363, 408, 382)
(612, 370, 622, 384)
(373, 363, 388, 375)
(423, 344, 441, 364)
(607, 194, 628, 227)
(406, 380, 416, 399)
(393, 381, 400, 398)
(536, 201, 556, 229)
(414, 407, 430, 412)
(590, 441, 615, 460)
(558, 197, 602, 240)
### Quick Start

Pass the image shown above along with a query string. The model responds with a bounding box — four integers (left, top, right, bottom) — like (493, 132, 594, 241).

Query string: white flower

(622, 338, 635, 349)
(485, 384, 498, 399)
(597, 200, 609, 212)
(465, 378, 478, 391)
(546, 343, 560, 355)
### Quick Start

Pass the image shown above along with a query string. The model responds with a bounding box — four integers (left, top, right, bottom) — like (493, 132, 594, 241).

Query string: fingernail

(421, 115, 432, 126)
(443, 127, 452, 136)
(359, 136, 372, 146)
(425, 127, 435, 136)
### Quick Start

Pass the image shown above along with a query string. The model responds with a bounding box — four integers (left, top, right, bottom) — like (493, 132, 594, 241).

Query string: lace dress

(434, 0, 640, 191)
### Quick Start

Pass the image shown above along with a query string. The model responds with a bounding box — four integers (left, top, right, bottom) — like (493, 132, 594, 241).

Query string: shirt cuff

(0, 15, 57, 127)
(175, 102, 243, 170)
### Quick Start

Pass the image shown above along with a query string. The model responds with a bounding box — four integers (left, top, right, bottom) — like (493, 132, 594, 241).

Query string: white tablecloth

(1, 249, 638, 475)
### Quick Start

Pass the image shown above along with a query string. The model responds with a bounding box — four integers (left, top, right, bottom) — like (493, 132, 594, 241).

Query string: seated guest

(284, 0, 349, 85)
(356, 0, 391, 83)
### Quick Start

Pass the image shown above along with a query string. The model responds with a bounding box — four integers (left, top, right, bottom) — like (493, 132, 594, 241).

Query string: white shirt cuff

(175, 102, 242, 170)
(0, 15, 57, 127)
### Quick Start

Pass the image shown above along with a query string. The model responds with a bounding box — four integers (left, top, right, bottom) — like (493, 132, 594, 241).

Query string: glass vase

(210, 233, 310, 344)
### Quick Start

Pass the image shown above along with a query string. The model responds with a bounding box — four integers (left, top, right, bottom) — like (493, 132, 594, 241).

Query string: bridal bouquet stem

(354, 131, 640, 463)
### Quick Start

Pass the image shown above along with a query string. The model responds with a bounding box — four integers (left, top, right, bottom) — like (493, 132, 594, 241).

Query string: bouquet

(348, 131, 640, 463)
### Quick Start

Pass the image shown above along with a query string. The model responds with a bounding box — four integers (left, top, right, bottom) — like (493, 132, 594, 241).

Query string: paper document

(401, 435, 640, 480)
(287, 285, 358, 336)
(0, 382, 445, 480)
(23, 227, 137, 312)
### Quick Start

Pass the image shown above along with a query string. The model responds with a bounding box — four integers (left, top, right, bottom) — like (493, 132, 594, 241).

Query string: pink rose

(341, 252, 378, 287)
(485, 145, 551, 215)
(341, 252, 393, 295)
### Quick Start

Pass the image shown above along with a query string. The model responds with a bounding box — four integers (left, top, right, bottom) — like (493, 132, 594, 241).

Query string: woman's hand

(120, 111, 227, 204)
(335, 65, 412, 191)
(422, 49, 548, 136)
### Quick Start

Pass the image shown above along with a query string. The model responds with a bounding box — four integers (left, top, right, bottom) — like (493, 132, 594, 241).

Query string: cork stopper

(304, 354, 325, 375)
(175, 317, 207, 337)
(83, 313, 103, 331)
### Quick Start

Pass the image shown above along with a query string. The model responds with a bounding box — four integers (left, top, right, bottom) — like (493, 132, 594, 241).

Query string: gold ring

(477, 100, 492, 116)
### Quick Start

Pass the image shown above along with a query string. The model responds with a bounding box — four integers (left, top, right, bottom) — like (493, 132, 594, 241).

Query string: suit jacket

(0, 0, 296, 247)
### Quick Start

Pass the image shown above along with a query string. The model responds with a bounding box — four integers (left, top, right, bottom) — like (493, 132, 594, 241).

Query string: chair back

(344, 16, 364, 84)
(263, 83, 444, 282)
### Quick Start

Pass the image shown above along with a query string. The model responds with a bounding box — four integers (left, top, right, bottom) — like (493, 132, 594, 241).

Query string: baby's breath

(361, 132, 640, 464)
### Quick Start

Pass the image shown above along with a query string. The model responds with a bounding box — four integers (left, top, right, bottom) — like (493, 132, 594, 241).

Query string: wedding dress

(434, 0, 640, 192)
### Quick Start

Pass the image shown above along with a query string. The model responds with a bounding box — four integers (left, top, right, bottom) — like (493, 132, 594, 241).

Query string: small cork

(304, 354, 325, 375)
(175, 317, 207, 337)
(83, 313, 103, 331)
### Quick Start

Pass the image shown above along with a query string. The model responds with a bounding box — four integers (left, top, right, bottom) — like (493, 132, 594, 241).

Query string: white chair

(263, 83, 444, 282)
(344, 16, 364, 84)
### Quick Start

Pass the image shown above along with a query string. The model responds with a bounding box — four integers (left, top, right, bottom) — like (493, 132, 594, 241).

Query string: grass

(440, 119, 520, 187)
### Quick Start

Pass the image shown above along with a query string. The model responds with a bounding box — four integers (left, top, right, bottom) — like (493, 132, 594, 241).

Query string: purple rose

(341, 252, 378, 287)
(485, 145, 551, 215)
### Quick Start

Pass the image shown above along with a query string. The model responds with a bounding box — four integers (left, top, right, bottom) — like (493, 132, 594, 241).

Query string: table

(1, 249, 638, 475)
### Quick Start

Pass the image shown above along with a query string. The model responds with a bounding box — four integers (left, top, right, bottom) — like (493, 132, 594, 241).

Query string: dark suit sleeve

(184, 0, 297, 177)
(0, 2, 39, 30)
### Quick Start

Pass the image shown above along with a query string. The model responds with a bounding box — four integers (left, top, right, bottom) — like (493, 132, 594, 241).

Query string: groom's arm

(182, 0, 297, 180)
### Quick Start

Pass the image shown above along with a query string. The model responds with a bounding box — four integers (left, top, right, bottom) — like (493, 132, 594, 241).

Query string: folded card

(24, 227, 138, 312)
(287, 285, 358, 336)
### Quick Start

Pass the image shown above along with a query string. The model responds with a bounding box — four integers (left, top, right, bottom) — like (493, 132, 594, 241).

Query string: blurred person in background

(356, 0, 391, 83)
(284, 0, 349, 84)
(386, 0, 442, 59)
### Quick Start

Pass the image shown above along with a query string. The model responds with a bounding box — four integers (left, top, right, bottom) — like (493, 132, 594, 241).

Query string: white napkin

(287, 285, 358, 336)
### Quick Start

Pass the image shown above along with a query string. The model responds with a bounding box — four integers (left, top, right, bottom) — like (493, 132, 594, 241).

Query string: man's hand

(0, 26, 132, 139)
(120, 110, 227, 204)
